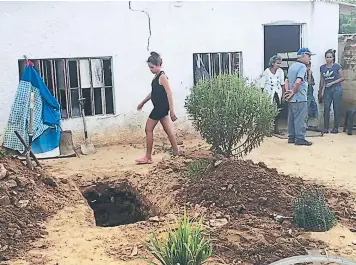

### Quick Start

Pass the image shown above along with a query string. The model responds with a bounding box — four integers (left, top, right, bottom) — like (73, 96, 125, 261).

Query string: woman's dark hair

(325, 49, 336, 62)
(147, 52, 162, 66)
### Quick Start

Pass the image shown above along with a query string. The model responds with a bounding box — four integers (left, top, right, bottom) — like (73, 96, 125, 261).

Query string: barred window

(18, 57, 115, 119)
(193, 52, 243, 85)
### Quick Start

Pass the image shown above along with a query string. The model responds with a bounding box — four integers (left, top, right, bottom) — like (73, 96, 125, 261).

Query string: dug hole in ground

(1, 134, 356, 265)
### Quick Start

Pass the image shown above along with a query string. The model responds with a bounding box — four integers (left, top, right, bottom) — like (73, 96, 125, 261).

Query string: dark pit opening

(83, 181, 153, 227)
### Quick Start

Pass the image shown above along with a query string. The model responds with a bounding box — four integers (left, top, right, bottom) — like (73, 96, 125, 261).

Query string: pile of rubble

(0, 153, 80, 261)
(173, 157, 356, 264)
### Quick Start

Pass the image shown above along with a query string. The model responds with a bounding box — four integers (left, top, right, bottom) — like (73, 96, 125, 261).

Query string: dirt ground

(3, 132, 356, 265)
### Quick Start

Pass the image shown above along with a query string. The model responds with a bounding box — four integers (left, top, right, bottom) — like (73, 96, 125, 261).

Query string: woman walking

(318, 49, 345, 134)
(260, 54, 286, 134)
(135, 52, 179, 165)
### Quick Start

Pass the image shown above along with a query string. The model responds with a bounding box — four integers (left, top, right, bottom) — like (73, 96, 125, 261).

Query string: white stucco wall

(0, 1, 340, 143)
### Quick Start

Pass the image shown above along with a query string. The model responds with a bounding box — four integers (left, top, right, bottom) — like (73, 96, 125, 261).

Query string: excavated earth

(174, 153, 356, 264)
(1, 148, 356, 265)
(0, 154, 81, 262)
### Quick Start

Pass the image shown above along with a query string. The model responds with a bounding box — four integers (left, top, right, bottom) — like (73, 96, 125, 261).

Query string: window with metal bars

(192, 52, 243, 85)
(18, 57, 115, 119)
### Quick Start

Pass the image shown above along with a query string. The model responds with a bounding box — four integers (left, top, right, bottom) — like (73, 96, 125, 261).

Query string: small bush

(293, 188, 337, 232)
(187, 159, 211, 181)
(185, 75, 278, 158)
(141, 211, 212, 265)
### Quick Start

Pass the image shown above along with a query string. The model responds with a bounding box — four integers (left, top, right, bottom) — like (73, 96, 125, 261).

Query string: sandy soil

(6, 133, 356, 265)
(247, 133, 356, 191)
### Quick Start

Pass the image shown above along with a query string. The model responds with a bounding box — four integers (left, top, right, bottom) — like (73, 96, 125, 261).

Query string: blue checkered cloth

(3, 81, 50, 153)
(3, 65, 61, 154)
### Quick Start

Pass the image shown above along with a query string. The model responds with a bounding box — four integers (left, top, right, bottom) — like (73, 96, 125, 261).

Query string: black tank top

(151, 71, 169, 107)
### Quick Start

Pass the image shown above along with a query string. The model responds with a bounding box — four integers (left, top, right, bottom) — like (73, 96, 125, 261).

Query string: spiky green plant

(140, 212, 212, 265)
(187, 159, 211, 181)
(293, 188, 337, 232)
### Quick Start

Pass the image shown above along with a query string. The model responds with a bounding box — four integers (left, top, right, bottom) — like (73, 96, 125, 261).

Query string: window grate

(18, 57, 115, 119)
(193, 52, 243, 85)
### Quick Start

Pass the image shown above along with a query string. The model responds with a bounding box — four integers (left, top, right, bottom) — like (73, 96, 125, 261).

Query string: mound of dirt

(181, 158, 355, 220)
(0, 154, 80, 261)
(173, 155, 356, 264)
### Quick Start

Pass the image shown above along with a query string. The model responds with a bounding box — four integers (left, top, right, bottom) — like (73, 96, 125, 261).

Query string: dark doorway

(263, 24, 302, 122)
(264, 25, 301, 70)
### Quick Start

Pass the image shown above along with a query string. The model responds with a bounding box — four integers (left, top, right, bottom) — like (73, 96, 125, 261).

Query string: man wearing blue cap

(285, 48, 314, 146)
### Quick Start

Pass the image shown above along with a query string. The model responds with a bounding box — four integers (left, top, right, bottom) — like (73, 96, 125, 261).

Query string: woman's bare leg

(160, 116, 179, 155)
(145, 118, 159, 159)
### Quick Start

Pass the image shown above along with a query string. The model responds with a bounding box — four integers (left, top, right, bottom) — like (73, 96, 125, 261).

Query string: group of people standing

(260, 48, 345, 146)
(134, 48, 345, 164)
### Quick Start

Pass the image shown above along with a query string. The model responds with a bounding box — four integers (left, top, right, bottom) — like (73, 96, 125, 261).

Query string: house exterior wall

(0, 1, 340, 145)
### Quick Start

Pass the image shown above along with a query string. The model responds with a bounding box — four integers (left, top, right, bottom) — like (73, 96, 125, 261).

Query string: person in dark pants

(306, 61, 319, 128)
(285, 48, 314, 146)
(318, 49, 345, 134)
(135, 52, 179, 164)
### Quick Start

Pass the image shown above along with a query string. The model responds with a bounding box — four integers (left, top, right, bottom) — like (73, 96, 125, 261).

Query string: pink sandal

(135, 156, 153, 165)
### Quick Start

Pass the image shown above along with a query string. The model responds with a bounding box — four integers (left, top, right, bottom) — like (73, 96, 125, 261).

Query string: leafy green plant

(339, 0, 356, 34)
(141, 211, 212, 265)
(187, 159, 211, 181)
(185, 74, 278, 158)
(340, 12, 356, 34)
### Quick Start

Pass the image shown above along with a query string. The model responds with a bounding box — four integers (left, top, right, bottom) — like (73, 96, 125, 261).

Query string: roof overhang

(339, 1, 356, 15)
(331, 1, 356, 15)
(317, 0, 356, 15)
(263, 21, 304, 26)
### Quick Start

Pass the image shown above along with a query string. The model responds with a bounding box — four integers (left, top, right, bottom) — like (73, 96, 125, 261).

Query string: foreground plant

(185, 75, 278, 158)
(141, 212, 212, 265)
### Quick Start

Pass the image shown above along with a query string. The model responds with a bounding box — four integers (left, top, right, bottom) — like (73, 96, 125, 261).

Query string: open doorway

(263, 24, 303, 127)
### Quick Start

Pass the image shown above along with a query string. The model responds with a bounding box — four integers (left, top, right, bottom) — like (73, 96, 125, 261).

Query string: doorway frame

(261, 22, 307, 123)
(262, 21, 307, 72)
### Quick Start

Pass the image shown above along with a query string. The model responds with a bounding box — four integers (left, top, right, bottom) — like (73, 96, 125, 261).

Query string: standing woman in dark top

(136, 52, 179, 164)
(318, 49, 345, 134)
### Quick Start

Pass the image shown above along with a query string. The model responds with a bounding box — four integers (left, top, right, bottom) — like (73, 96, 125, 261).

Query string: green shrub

(187, 159, 211, 181)
(185, 75, 278, 158)
(293, 188, 337, 232)
(141, 211, 212, 265)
